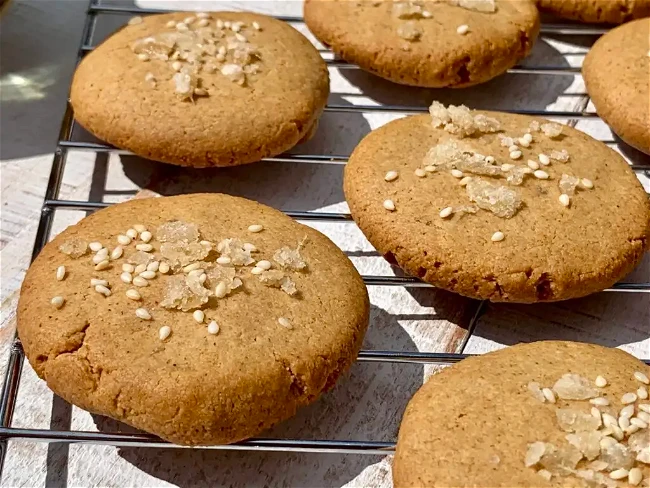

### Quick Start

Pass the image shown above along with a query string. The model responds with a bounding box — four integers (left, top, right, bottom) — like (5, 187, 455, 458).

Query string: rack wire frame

(1, 0, 649, 479)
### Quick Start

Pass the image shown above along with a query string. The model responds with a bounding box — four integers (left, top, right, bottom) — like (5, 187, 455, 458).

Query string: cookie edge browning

(17, 194, 370, 445)
(536, 0, 650, 24)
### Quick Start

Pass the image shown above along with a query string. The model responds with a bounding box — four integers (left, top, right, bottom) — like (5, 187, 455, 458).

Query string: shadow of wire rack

(1, 0, 650, 478)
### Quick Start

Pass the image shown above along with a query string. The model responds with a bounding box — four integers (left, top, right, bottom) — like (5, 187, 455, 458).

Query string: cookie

(70, 12, 329, 168)
(344, 102, 650, 303)
(583, 19, 650, 156)
(17, 194, 369, 445)
(393, 341, 650, 487)
(304, 0, 540, 88)
(537, 0, 650, 23)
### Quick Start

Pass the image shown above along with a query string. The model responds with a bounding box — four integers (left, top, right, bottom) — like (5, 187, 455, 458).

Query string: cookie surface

(304, 0, 539, 88)
(394, 341, 650, 487)
(18, 194, 369, 445)
(537, 0, 650, 23)
(583, 19, 650, 155)
(71, 12, 329, 168)
(344, 105, 650, 302)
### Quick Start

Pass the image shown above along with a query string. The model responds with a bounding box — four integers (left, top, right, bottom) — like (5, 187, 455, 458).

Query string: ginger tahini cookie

(17, 194, 369, 445)
(304, 0, 540, 88)
(583, 19, 650, 156)
(344, 102, 650, 303)
(70, 12, 329, 168)
(537, 0, 650, 23)
(393, 341, 650, 487)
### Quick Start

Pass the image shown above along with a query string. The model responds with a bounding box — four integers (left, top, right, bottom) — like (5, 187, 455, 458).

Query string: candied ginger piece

(423, 140, 501, 176)
(565, 431, 602, 460)
(127, 250, 153, 266)
(600, 442, 635, 471)
(541, 122, 563, 138)
(498, 134, 516, 147)
(553, 373, 599, 400)
(525, 441, 547, 467)
(428, 102, 500, 137)
(160, 275, 210, 311)
(575, 470, 617, 488)
(205, 265, 242, 294)
(217, 238, 255, 266)
(132, 33, 176, 60)
(559, 174, 580, 195)
(156, 220, 200, 243)
(473, 114, 501, 133)
(429, 101, 452, 128)
(453, 204, 478, 216)
(466, 178, 522, 218)
(550, 149, 570, 163)
(392, 1, 427, 19)
(638, 448, 650, 464)
(397, 21, 422, 41)
(58, 238, 88, 258)
(528, 120, 541, 132)
(556, 409, 601, 432)
(173, 71, 197, 101)
(448, 0, 497, 13)
(538, 445, 583, 476)
(160, 241, 209, 268)
(628, 430, 650, 453)
(506, 166, 532, 186)
(273, 243, 307, 271)
(527, 382, 546, 403)
(258, 270, 298, 296)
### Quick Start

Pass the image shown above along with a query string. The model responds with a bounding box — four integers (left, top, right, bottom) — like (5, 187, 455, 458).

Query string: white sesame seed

(120, 272, 133, 284)
(638, 410, 650, 423)
(439, 207, 454, 219)
(456, 24, 469, 35)
(197, 18, 209, 27)
(136, 244, 153, 252)
(595, 375, 607, 387)
(251, 267, 264, 275)
(485, 156, 495, 164)
(56, 266, 66, 281)
(126, 229, 138, 240)
(602, 413, 618, 427)
(110, 246, 123, 260)
(192, 310, 205, 323)
(89, 242, 103, 252)
(538, 154, 550, 166)
(450, 169, 464, 178)
(139, 270, 156, 280)
(96, 248, 109, 257)
(559, 194, 570, 207)
(135, 308, 151, 320)
(500, 163, 515, 172)
(120, 264, 133, 273)
(184, 16, 195, 24)
(590, 397, 610, 406)
(90, 278, 108, 287)
(639, 404, 650, 413)
(216, 19, 224, 28)
(527, 160, 539, 170)
(197, 12, 209, 19)
(194, 87, 208, 96)
(628, 468, 643, 486)
(424, 165, 436, 173)
(172, 61, 183, 72)
(231, 22, 242, 32)
(159, 262, 170, 274)
(181, 263, 199, 273)
(218, 45, 227, 56)
(95, 284, 111, 297)
(638, 386, 649, 400)
(176, 22, 188, 31)
(145, 261, 158, 273)
(159, 326, 171, 341)
(542, 388, 556, 403)
(139, 231, 152, 243)
(626, 424, 641, 435)
(384, 170, 399, 182)
(508, 144, 519, 153)
(51, 296, 65, 309)
(134, 264, 147, 274)
(235, 33, 247, 42)
(522, 133, 533, 144)
(612, 425, 625, 440)
(199, 273, 207, 284)
(534, 170, 549, 180)
(631, 417, 648, 428)
(256, 260, 272, 270)
(581, 178, 594, 189)
(620, 405, 635, 418)
(166, 20, 176, 28)
(95, 260, 110, 271)
(224, 21, 231, 28)
(133, 276, 148, 287)
(610, 468, 629, 480)
(518, 137, 531, 148)
(491, 231, 505, 242)
(215, 281, 228, 298)
(248, 224, 264, 234)
(591, 407, 601, 419)
(132, 224, 146, 233)
(137, 53, 149, 61)
(207, 321, 220, 334)
(509, 150, 522, 160)
(92, 253, 107, 265)
(459, 176, 473, 186)
(126, 289, 141, 301)
(278, 317, 292, 329)
(383, 199, 396, 212)
(117, 235, 131, 246)
(634, 371, 650, 384)
(622, 392, 638, 404)
(414, 168, 427, 178)
(216, 256, 232, 265)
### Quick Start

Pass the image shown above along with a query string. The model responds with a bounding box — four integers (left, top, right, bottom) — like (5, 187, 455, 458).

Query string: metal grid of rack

(1, 0, 649, 479)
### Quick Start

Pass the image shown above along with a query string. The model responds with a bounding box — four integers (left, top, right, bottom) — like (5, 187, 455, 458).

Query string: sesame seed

(638, 386, 648, 400)
(193, 310, 205, 323)
(159, 326, 171, 341)
(137, 53, 149, 62)
(120, 272, 133, 284)
(383, 199, 396, 212)
(638, 404, 650, 413)
(117, 235, 131, 246)
(538, 154, 550, 166)
(139, 231, 152, 243)
(126, 229, 138, 239)
(194, 88, 208, 96)
(121, 263, 134, 273)
(500, 163, 515, 172)
(92, 253, 107, 265)
(248, 224, 264, 233)
(216, 256, 232, 265)
(215, 281, 228, 298)
(207, 321, 220, 334)
(182, 263, 200, 273)
(252, 21, 261, 30)
(509, 150, 522, 160)
(95, 260, 110, 271)
(197, 18, 209, 27)
(199, 273, 207, 284)
(522, 133, 533, 144)
(542, 388, 556, 403)
(450, 169, 464, 178)
(631, 417, 648, 428)
(456, 24, 469, 35)
(590, 397, 610, 406)
(459, 176, 473, 186)
(602, 413, 617, 427)
(278, 317, 292, 329)
(110, 246, 123, 260)
(234, 32, 247, 42)
(231, 22, 242, 32)
(216, 19, 224, 28)
(534, 170, 549, 180)
(197, 12, 210, 19)
(518, 137, 531, 148)
(135, 308, 151, 320)
(133, 224, 146, 233)
(134, 264, 147, 274)
(90, 278, 108, 287)
(491, 231, 504, 242)
(224, 21, 231, 28)
(176, 22, 189, 31)
(256, 260, 271, 270)
(424, 165, 436, 173)
(166, 20, 176, 28)
(172, 61, 183, 71)
(638, 411, 650, 422)
(414, 168, 427, 177)
(51, 296, 65, 309)
(591, 407, 601, 419)
(527, 160, 539, 170)
(559, 194, 570, 207)
(139, 270, 156, 280)
(89, 242, 103, 252)
(251, 267, 264, 275)
(628, 468, 643, 486)
(136, 244, 153, 252)
(610, 469, 629, 480)
(95, 284, 111, 297)
(508, 144, 519, 152)
(133, 276, 148, 287)
(218, 45, 227, 56)
(634, 371, 650, 384)
(595, 375, 607, 387)
(126, 289, 141, 301)
(56, 266, 66, 281)
(485, 156, 495, 164)
(626, 424, 641, 435)
(620, 405, 635, 418)
(622, 392, 638, 404)
(439, 207, 454, 219)
(384, 170, 399, 182)
(159, 262, 170, 274)
(243, 243, 257, 252)
(146, 261, 159, 273)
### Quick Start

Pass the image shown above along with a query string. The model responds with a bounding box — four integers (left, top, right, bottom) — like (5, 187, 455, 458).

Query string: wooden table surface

(1, 1, 648, 486)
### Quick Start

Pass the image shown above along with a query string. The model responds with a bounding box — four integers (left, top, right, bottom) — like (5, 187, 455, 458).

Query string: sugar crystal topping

(429, 102, 501, 137)
(466, 178, 522, 218)
(58, 238, 89, 258)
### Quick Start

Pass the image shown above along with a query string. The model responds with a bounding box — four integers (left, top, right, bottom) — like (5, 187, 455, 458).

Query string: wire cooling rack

(1, 0, 649, 479)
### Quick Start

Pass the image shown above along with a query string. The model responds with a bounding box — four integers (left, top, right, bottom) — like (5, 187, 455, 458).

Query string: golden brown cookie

(394, 341, 650, 487)
(17, 194, 369, 445)
(537, 0, 650, 23)
(344, 103, 650, 303)
(583, 19, 650, 155)
(304, 0, 540, 88)
(71, 12, 329, 168)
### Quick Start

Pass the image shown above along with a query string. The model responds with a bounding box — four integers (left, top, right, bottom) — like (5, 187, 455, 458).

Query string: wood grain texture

(0, 0, 648, 487)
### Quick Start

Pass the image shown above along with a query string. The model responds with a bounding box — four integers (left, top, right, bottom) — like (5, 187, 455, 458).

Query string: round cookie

(393, 341, 650, 487)
(17, 194, 369, 445)
(537, 0, 650, 23)
(304, 0, 540, 88)
(71, 12, 329, 168)
(344, 103, 650, 302)
(583, 19, 650, 155)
